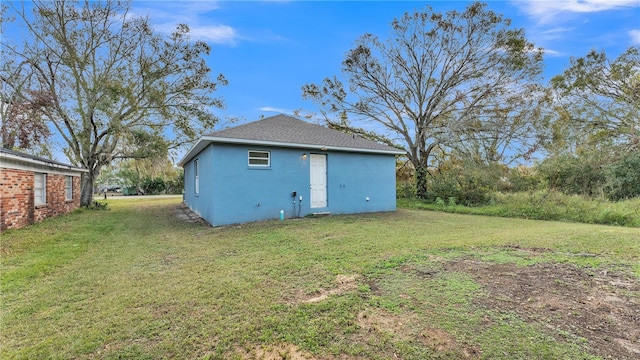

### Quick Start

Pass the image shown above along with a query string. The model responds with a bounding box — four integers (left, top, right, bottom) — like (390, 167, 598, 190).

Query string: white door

(310, 154, 327, 208)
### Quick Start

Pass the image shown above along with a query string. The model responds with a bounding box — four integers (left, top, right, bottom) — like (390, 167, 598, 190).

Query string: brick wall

(0, 168, 34, 230)
(1, 168, 82, 231)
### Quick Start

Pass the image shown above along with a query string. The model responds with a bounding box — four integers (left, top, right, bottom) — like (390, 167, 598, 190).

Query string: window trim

(194, 159, 199, 194)
(65, 176, 73, 201)
(34, 173, 46, 206)
(248, 150, 271, 167)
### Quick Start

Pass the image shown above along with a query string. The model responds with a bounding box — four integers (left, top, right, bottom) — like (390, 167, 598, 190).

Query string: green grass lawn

(2, 197, 639, 359)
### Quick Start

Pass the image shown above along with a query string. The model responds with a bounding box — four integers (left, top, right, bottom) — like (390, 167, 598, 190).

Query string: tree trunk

(80, 169, 98, 207)
(415, 164, 429, 199)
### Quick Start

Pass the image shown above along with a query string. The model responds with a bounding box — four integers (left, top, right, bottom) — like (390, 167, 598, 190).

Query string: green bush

(501, 167, 541, 192)
(141, 176, 166, 195)
(537, 155, 606, 197)
(424, 162, 497, 206)
(494, 191, 640, 226)
(399, 191, 640, 227)
(87, 201, 109, 211)
(425, 172, 463, 203)
(165, 170, 184, 195)
(604, 152, 640, 201)
(396, 182, 416, 199)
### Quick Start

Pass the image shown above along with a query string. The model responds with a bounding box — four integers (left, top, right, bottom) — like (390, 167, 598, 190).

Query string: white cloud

(189, 25, 238, 45)
(530, 27, 575, 46)
(258, 106, 295, 114)
(516, 0, 640, 23)
(630, 29, 640, 45)
(540, 27, 574, 38)
(132, 2, 239, 45)
(542, 48, 563, 57)
(153, 23, 238, 44)
(183, 2, 221, 14)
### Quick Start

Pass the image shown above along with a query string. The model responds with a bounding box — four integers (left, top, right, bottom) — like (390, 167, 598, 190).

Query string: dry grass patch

(232, 343, 316, 360)
(301, 274, 360, 304)
(355, 308, 481, 359)
(419, 327, 457, 352)
(356, 308, 417, 338)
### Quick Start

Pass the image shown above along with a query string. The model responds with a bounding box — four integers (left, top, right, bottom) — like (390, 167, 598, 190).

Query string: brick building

(1, 148, 87, 230)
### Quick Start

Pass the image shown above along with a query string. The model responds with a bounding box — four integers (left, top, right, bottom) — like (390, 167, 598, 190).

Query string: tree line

(96, 158, 184, 196)
(2, 1, 638, 205)
(303, 2, 639, 203)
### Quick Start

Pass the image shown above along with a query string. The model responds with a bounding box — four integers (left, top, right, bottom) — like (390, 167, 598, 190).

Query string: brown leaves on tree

(1, 89, 53, 150)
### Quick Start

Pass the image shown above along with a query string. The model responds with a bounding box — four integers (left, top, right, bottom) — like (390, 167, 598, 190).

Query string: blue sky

(130, 0, 640, 128)
(4, 1, 640, 162)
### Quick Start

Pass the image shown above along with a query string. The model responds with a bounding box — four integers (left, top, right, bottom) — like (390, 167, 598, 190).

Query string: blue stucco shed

(178, 114, 405, 226)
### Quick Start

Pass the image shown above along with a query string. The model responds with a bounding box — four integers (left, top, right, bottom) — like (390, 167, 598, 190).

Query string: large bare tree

(303, 2, 544, 198)
(551, 46, 640, 153)
(2, 0, 226, 205)
(450, 82, 550, 166)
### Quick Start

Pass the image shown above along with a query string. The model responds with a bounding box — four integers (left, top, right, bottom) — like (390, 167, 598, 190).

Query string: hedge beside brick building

(1, 148, 87, 231)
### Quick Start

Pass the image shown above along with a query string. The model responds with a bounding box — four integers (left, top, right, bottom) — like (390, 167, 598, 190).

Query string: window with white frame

(34, 173, 46, 206)
(65, 176, 73, 201)
(248, 150, 270, 167)
(194, 159, 199, 194)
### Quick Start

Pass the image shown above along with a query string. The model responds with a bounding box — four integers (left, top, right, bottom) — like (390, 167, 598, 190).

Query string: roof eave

(178, 136, 406, 166)
(0, 152, 88, 173)
(177, 137, 212, 167)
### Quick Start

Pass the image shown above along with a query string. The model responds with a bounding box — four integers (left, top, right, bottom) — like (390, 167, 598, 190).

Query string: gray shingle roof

(178, 114, 405, 167)
(208, 114, 402, 153)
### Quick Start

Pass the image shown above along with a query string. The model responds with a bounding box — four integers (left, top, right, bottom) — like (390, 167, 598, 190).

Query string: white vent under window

(248, 150, 270, 167)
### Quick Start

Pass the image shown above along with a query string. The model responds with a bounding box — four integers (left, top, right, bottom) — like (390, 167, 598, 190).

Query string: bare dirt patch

(302, 274, 360, 304)
(355, 308, 481, 359)
(356, 308, 417, 338)
(231, 343, 367, 360)
(233, 343, 316, 360)
(419, 327, 457, 352)
(444, 255, 640, 359)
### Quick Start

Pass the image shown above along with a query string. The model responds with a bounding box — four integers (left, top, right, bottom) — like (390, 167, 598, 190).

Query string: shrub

(494, 191, 640, 226)
(400, 191, 640, 227)
(536, 155, 606, 197)
(87, 201, 109, 210)
(427, 169, 496, 206)
(502, 166, 541, 192)
(426, 172, 463, 204)
(604, 152, 640, 201)
(396, 182, 416, 199)
(141, 176, 166, 195)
